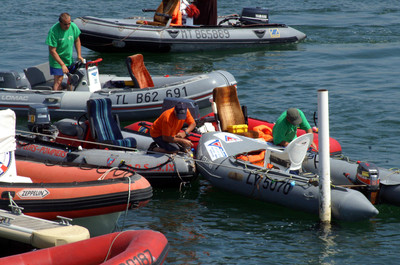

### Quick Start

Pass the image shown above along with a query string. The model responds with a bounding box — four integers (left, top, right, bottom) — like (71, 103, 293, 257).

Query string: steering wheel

(218, 15, 240, 26)
(69, 60, 84, 75)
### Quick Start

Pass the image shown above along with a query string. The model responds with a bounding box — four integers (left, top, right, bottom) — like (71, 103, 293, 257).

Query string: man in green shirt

(45, 13, 84, 90)
(272, 108, 315, 148)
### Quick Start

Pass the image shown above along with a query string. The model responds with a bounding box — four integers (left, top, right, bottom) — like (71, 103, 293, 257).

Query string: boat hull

(75, 16, 306, 53)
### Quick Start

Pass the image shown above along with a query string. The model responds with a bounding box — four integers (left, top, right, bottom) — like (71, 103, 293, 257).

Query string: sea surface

(1, 0, 400, 264)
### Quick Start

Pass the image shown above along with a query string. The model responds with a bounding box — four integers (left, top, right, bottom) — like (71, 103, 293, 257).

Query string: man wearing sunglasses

(45, 12, 84, 91)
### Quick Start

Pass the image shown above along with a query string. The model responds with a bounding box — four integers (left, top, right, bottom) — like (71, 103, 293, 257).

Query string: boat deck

(0, 208, 89, 248)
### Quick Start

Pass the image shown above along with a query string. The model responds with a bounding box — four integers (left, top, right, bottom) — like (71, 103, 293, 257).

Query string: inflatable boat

(123, 87, 343, 155)
(8, 160, 152, 220)
(303, 152, 400, 206)
(16, 135, 196, 187)
(0, 230, 169, 265)
(74, 6, 306, 53)
(15, 99, 197, 186)
(196, 131, 378, 221)
(0, 54, 237, 121)
(125, 113, 343, 155)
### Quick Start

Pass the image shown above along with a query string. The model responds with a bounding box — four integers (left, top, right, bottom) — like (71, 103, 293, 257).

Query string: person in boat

(272, 108, 317, 149)
(150, 102, 196, 153)
(45, 13, 84, 91)
(193, 0, 217, 25)
(180, 0, 200, 25)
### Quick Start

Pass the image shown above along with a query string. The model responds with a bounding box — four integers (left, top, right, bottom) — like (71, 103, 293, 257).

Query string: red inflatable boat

(0, 229, 169, 265)
(0, 160, 152, 220)
(124, 113, 343, 155)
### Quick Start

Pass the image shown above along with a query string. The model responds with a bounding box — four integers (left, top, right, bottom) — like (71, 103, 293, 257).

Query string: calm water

(2, 0, 400, 264)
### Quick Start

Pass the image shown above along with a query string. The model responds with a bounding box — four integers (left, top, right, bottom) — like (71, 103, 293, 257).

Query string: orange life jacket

(253, 125, 273, 142)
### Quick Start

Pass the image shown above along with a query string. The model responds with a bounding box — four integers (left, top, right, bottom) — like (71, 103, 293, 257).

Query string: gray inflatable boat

(303, 152, 400, 206)
(74, 7, 306, 53)
(0, 56, 236, 121)
(15, 134, 196, 187)
(196, 131, 378, 221)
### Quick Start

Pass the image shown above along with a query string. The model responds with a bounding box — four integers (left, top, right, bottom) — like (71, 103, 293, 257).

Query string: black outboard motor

(27, 104, 59, 140)
(239, 7, 269, 25)
(355, 162, 380, 191)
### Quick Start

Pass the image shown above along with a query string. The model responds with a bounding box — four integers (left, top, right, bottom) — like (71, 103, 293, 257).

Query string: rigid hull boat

(74, 7, 306, 53)
(0, 230, 169, 265)
(196, 131, 378, 221)
(0, 55, 236, 121)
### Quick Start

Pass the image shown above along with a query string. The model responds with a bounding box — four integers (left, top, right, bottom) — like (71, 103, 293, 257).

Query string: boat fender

(356, 162, 380, 191)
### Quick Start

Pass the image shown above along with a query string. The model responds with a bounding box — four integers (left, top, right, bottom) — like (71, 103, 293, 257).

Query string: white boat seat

(270, 133, 313, 171)
(24, 62, 54, 90)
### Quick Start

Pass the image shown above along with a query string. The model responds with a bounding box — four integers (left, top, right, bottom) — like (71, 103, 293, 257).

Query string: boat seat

(136, 0, 181, 26)
(87, 98, 137, 149)
(126, 54, 154, 88)
(213, 85, 258, 137)
(270, 133, 313, 171)
(23, 62, 54, 90)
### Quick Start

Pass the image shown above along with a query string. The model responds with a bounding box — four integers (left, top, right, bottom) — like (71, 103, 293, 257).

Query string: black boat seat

(24, 62, 54, 90)
(87, 98, 137, 149)
(126, 54, 154, 88)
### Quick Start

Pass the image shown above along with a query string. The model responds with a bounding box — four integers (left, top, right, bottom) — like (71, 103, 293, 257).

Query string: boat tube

(0, 230, 169, 265)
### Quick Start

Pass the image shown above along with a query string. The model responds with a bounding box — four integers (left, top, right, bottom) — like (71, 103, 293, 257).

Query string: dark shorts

(152, 136, 179, 152)
(50, 65, 73, 76)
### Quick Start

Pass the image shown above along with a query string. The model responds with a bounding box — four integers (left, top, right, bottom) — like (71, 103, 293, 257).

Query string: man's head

(286, 108, 302, 125)
(174, 102, 187, 120)
(59, 13, 71, 30)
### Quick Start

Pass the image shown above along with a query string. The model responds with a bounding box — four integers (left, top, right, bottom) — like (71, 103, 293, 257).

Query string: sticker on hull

(205, 139, 228, 161)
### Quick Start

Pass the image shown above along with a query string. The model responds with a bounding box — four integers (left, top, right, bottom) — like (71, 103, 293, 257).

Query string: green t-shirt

(272, 109, 311, 145)
(45, 22, 81, 68)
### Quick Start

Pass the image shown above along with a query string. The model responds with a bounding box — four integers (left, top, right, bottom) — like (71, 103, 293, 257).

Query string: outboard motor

(0, 71, 31, 89)
(239, 7, 269, 25)
(27, 104, 59, 140)
(355, 162, 380, 191)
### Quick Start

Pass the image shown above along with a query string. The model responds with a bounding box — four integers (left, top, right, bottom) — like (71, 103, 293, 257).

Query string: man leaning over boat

(45, 12, 84, 91)
(273, 108, 317, 150)
(150, 102, 196, 154)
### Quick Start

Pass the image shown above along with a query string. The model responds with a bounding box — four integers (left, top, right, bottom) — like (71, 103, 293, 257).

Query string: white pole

(318, 89, 331, 223)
